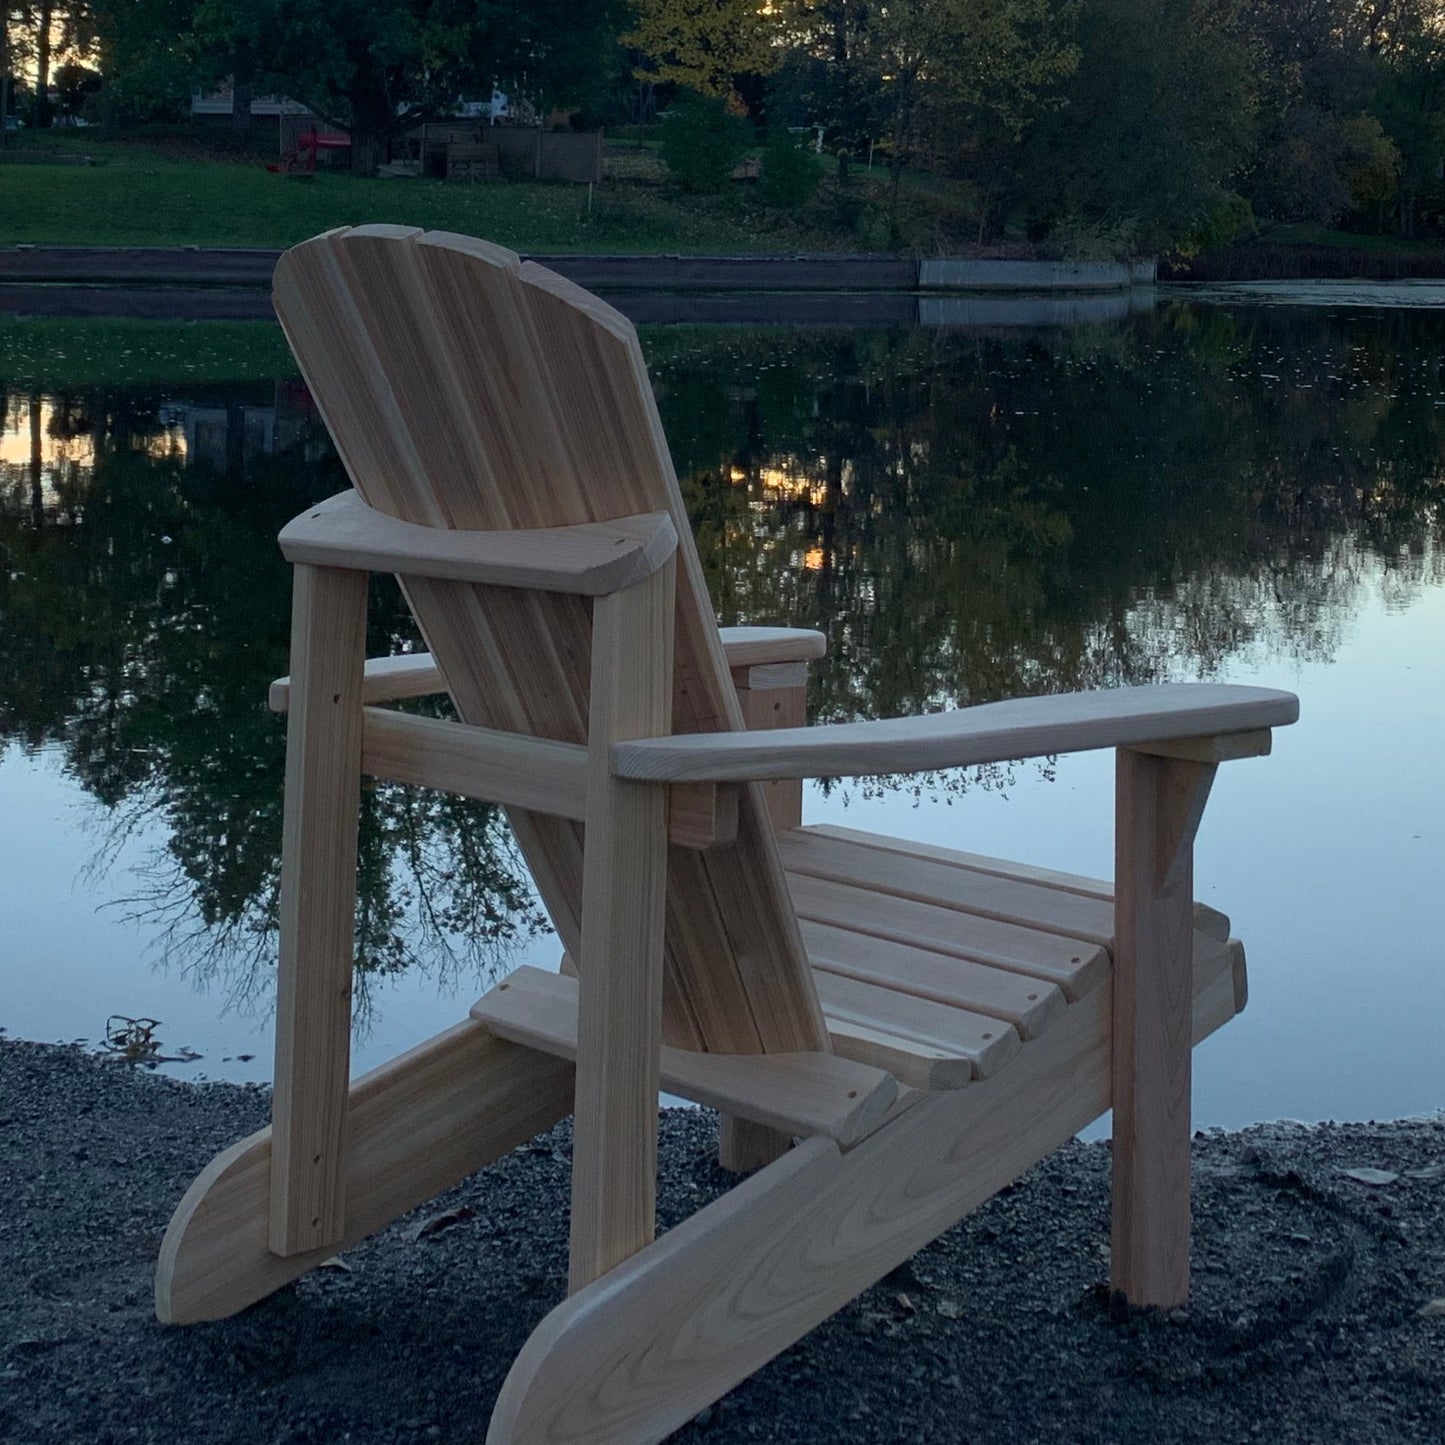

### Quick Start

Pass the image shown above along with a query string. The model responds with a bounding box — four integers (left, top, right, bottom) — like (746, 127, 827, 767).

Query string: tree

(1363, 0, 1445, 234)
(658, 88, 748, 190)
(52, 57, 99, 119)
(85, 0, 198, 124)
(188, 0, 626, 173)
(795, 0, 1077, 244)
(1022, 0, 1254, 254)
(626, 0, 785, 104)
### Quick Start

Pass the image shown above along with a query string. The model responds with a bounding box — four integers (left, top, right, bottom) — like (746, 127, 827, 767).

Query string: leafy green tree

(778, 0, 1077, 245)
(84, 0, 198, 123)
(1363, 0, 1445, 234)
(659, 88, 747, 191)
(1022, 0, 1254, 253)
(625, 0, 786, 104)
(759, 126, 819, 206)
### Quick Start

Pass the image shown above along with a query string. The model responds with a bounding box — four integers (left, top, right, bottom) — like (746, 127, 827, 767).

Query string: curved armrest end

(278, 489, 677, 596)
(718, 626, 828, 668)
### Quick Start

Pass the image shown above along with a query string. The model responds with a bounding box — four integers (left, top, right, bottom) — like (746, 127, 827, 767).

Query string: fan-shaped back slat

(273, 225, 827, 1056)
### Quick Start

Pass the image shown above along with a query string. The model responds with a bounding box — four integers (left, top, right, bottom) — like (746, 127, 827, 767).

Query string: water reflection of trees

(0, 383, 543, 1016)
(2, 306, 1442, 1003)
(648, 307, 1443, 723)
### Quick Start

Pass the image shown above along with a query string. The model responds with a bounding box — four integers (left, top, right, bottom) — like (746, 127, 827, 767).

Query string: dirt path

(1, 1038, 1441, 1444)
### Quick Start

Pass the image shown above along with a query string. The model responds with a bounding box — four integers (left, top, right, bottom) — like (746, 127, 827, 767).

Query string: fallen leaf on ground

(317, 1257, 352, 1273)
(936, 1299, 962, 1319)
(895, 1293, 915, 1314)
(1338, 1167, 1399, 1186)
(1404, 1165, 1445, 1181)
(1418, 1299, 1445, 1318)
(408, 1205, 476, 1242)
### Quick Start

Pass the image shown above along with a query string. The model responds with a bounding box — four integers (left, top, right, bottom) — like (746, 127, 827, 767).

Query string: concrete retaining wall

(919, 258, 1156, 291)
(0, 247, 1158, 294)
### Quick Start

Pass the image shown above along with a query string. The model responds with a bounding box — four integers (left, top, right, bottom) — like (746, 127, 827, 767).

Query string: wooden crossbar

(359, 709, 736, 850)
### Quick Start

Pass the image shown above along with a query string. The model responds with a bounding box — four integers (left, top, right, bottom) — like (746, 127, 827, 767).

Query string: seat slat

(801, 825, 1231, 942)
(801, 920, 1065, 1040)
(789, 874, 1109, 1002)
(779, 828, 1118, 945)
(472, 968, 896, 1147)
(815, 970, 1021, 1087)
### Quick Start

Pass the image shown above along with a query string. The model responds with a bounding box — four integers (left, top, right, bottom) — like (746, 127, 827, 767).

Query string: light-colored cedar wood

(666, 782, 740, 850)
(472, 968, 897, 1147)
(361, 707, 589, 817)
(799, 824, 1232, 944)
(569, 563, 675, 1292)
(1133, 729, 1273, 764)
(813, 968, 1021, 1084)
(612, 683, 1300, 784)
(820, 1021, 970, 1091)
(272, 225, 827, 1059)
(1151, 756, 1218, 895)
(714, 625, 827, 668)
(737, 673, 808, 832)
(733, 661, 810, 691)
(155, 232, 1296, 1445)
(279, 489, 678, 596)
(268, 563, 368, 1257)
(778, 827, 1119, 945)
(800, 918, 1066, 1039)
(270, 651, 446, 712)
(272, 640, 829, 715)
(716, 648, 813, 1156)
(788, 872, 1109, 1002)
(1110, 749, 1212, 1309)
(485, 932, 1243, 1445)
(157, 1021, 574, 1325)
(717, 1115, 795, 1174)
(361, 707, 736, 851)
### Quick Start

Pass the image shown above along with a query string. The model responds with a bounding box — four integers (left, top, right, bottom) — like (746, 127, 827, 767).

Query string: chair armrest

(612, 683, 1299, 783)
(278, 489, 677, 597)
(718, 626, 827, 669)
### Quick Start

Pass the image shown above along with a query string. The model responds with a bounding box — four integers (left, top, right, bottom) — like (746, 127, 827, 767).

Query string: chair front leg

(570, 558, 676, 1293)
(269, 562, 369, 1257)
(1110, 747, 1217, 1308)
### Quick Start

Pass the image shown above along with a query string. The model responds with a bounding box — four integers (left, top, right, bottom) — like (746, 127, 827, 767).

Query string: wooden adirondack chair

(155, 225, 1300, 1444)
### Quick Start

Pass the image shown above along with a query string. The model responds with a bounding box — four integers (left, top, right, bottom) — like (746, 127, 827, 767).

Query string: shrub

(759, 129, 819, 208)
(659, 92, 746, 195)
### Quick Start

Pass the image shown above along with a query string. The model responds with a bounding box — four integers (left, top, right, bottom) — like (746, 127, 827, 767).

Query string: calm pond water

(1, 301, 1441, 1130)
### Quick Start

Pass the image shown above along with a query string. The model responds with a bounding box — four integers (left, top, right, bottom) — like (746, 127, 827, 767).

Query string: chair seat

(778, 825, 1243, 1092)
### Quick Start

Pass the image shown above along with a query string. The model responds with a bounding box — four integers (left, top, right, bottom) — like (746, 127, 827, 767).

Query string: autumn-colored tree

(626, 0, 787, 103)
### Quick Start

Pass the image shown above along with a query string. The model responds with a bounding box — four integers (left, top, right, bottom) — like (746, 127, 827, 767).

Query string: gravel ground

(2, 1038, 1442, 1445)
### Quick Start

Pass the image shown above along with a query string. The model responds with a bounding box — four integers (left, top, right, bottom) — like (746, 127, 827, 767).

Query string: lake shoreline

(3, 1035, 1441, 1443)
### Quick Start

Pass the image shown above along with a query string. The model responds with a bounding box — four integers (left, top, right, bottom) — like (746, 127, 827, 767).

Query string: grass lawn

(0, 133, 977, 253)
(0, 318, 297, 386)
(1248, 221, 1439, 252)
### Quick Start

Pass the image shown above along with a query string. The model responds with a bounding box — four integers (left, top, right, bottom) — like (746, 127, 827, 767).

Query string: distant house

(191, 85, 515, 123)
(190, 84, 310, 118)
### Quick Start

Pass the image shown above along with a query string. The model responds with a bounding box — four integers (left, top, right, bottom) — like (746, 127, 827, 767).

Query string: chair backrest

(273, 225, 828, 1056)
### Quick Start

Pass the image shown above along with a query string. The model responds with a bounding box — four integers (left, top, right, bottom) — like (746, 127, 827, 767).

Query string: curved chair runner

(155, 226, 1299, 1444)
